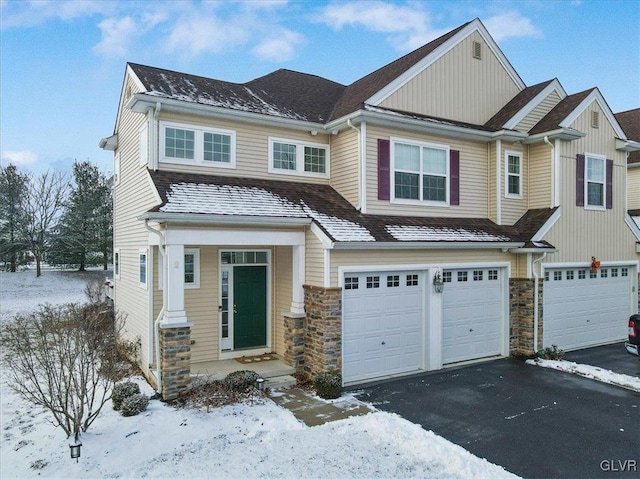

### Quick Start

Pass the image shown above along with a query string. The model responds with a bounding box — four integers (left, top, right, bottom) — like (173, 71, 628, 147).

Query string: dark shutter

(450, 150, 460, 205)
(378, 139, 390, 200)
(576, 154, 585, 206)
(606, 159, 613, 209)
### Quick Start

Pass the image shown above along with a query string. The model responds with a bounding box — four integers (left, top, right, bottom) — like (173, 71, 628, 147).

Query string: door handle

(233, 304, 237, 314)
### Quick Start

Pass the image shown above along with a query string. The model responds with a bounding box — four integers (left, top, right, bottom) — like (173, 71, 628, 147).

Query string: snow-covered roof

(147, 171, 549, 247)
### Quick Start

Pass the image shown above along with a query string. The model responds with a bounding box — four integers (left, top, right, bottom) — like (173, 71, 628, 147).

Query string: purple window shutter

(576, 154, 585, 206)
(606, 159, 613, 209)
(378, 139, 390, 200)
(450, 150, 460, 205)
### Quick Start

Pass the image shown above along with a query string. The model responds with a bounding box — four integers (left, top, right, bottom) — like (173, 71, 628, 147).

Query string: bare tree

(0, 287, 137, 440)
(22, 170, 68, 277)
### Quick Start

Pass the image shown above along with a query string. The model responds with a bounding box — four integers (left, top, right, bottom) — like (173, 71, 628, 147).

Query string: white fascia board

(628, 161, 640, 169)
(625, 213, 640, 241)
(522, 129, 586, 144)
(367, 19, 525, 107)
(310, 222, 335, 249)
(559, 89, 627, 139)
(164, 228, 305, 247)
(139, 212, 312, 228)
(617, 138, 640, 152)
(531, 207, 562, 242)
(99, 134, 118, 151)
(128, 94, 326, 134)
(332, 241, 524, 250)
(503, 79, 567, 130)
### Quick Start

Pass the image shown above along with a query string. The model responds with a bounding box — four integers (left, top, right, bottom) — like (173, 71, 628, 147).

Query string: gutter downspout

(532, 252, 547, 354)
(496, 139, 502, 225)
(347, 119, 366, 213)
(543, 136, 555, 208)
(144, 219, 165, 394)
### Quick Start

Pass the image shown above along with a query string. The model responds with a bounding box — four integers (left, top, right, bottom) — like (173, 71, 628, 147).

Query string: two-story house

(101, 18, 640, 399)
(615, 108, 640, 237)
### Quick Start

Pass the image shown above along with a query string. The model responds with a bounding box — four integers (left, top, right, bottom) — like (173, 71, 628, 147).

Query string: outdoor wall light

(433, 271, 444, 294)
(69, 440, 82, 462)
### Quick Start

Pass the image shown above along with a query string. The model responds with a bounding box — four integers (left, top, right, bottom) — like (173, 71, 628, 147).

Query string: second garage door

(543, 266, 632, 350)
(343, 271, 424, 383)
(442, 267, 505, 364)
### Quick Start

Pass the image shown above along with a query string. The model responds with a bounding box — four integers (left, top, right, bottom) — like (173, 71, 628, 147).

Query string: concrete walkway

(271, 388, 373, 427)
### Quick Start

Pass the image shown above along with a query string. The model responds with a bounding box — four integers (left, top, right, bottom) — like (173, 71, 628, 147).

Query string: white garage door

(543, 266, 632, 350)
(442, 268, 504, 364)
(343, 271, 423, 383)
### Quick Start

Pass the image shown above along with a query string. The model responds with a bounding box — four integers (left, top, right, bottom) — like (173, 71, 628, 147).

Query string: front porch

(191, 355, 296, 381)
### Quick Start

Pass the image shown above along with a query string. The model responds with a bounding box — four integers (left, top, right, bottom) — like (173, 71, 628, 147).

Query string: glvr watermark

(600, 460, 637, 472)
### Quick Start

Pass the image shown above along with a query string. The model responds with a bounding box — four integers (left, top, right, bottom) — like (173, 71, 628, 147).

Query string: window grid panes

(114, 252, 119, 276)
(554, 271, 562, 281)
(457, 271, 468, 282)
(578, 270, 586, 279)
(622, 268, 629, 277)
(566, 270, 574, 280)
(387, 275, 400, 287)
(394, 141, 447, 202)
(407, 274, 419, 286)
(443, 271, 452, 283)
(590, 271, 597, 278)
(611, 268, 618, 277)
(220, 251, 268, 265)
(488, 270, 498, 280)
(600, 269, 608, 278)
(366, 276, 380, 289)
(184, 254, 195, 284)
(273, 142, 297, 170)
(139, 254, 147, 284)
(304, 147, 326, 173)
(586, 156, 604, 207)
(473, 270, 483, 281)
(165, 127, 195, 159)
(507, 154, 521, 195)
(203, 132, 231, 163)
(544, 272, 549, 281)
(345, 277, 358, 290)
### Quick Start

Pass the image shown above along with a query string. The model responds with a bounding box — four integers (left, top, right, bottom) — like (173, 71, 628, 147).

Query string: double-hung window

(505, 151, 522, 198)
(139, 251, 147, 288)
(269, 137, 329, 178)
(184, 249, 200, 289)
(586, 153, 605, 208)
(392, 139, 449, 204)
(161, 122, 236, 168)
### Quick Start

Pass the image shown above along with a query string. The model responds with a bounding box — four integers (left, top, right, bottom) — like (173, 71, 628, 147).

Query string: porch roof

(147, 170, 553, 248)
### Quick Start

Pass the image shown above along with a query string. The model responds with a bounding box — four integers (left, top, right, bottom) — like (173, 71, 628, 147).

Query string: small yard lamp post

(433, 271, 444, 294)
(255, 377, 265, 392)
(69, 439, 82, 463)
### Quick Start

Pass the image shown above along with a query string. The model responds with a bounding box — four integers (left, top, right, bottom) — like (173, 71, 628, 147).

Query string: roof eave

(616, 138, 640, 152)
(138, 212, 312, 227)
(508, 247, 558, 254)
(332, 241, 524, 250)
(98, 134, 118, 151)
(522, 128, 586, 144)
(128, 94, 328, 134)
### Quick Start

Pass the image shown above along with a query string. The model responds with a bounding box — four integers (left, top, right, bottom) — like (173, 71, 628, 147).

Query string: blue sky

(1, 0, 639, 175)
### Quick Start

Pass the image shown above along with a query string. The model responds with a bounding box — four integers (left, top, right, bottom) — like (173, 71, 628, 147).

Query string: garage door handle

(469, 328, 474, 332)
(381, 341, 386, 345)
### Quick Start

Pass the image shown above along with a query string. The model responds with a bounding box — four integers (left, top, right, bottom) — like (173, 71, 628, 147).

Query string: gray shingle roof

(529, 89, 595, 135)
(484, 80, 555, 131)
(615, 108, 640, 164)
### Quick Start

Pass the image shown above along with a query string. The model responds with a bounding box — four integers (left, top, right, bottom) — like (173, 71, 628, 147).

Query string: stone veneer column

(159, 324, 191, 401)
(509, 278, 544, 356)
(303, 285, 342, 377)
(283, 312, 305, 369)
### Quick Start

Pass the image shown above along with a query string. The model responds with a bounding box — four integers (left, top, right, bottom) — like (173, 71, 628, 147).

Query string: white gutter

(139, 212, 312, 227)
(522, 128, 586, 144)
(144, 219, 165, 394)
(331, 241, 524, 250)
(347, 119, 366, 212)
(496, 139, 502, 225)
(625, 212, 640, 241)
(532, 253, 547, 353)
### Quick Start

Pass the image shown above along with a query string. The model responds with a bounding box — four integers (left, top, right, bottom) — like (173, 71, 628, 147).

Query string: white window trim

(504, 150, 523, 199)
(389, 137, 450, 207)
(585, 152, 606, 211)
(268, 137, 330, 179)
(184, 248, 200, 289)
(114, 248, 120, 280)
(113, 154, 120, 187)
(139, 124, 149, 168)
(139, 249, 148, 289)
(160, 121, 236, 169)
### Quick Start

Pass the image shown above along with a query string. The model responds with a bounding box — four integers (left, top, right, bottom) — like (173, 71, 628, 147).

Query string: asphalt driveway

(354, 358, 639, 479)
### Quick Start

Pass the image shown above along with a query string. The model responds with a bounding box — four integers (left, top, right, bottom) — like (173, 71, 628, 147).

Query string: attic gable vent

(591, 111, 600, 128)
(472, 41, 482, 60)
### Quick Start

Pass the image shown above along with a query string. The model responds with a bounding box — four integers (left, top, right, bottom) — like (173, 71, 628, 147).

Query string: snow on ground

(1, 268, 520, 479)
(526, 358, 640, 392)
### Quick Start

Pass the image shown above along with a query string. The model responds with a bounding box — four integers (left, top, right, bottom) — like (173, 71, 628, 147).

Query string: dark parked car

(625, 314, 640, 355)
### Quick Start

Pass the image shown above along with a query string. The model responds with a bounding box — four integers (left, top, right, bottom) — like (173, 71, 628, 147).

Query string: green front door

(233, 266, 267, 349)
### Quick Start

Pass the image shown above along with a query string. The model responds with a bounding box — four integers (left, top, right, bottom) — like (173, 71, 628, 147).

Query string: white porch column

(163, 243, 188, 324)
(291, 245, 306, 314)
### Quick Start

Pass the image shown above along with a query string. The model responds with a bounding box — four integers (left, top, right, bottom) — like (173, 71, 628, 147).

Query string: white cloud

(1, 150, 38, 166)
(93, 16, 138, 57)
(252, 29, 304, 62)
(318, 0, 446, 51)
(483, 11, 542, 42)
(1, 0, 111, 29)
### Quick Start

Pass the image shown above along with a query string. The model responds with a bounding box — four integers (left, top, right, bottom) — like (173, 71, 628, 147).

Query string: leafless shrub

(173, 374, 268, 412)
(0, 293, 138, 440)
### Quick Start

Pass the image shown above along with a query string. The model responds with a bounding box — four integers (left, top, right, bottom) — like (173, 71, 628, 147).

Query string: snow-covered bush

(112, 381, 140, 410)
(314, 371, 342, 399)
(224, 370, 261, 393)
(120, 393, 149, 417)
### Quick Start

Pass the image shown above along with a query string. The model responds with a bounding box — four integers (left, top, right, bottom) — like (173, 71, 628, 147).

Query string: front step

(266, 374, 297, 391)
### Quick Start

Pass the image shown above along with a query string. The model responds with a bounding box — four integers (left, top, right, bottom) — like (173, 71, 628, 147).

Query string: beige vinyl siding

(528, 143, 552, 209)
(305, 228, 326, 287)
(628, 166, 640, 209)
(330, 128, 360, 207)
(329, 248, 515, 286)
(156, 111, 330, 184)
(274, 246, 292, 357)
(515, 91, 562, 133)
(542, 103, 637, 264)
(380, 31, 521, 125)
(366, 124, 489, 217)
(502, 145, 528, 226)
(113, 73, 162, 372)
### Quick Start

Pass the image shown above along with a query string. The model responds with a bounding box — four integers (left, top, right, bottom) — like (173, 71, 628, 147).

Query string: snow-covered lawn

(1, 269, 519, 478)
(526, 358, 640, 392)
